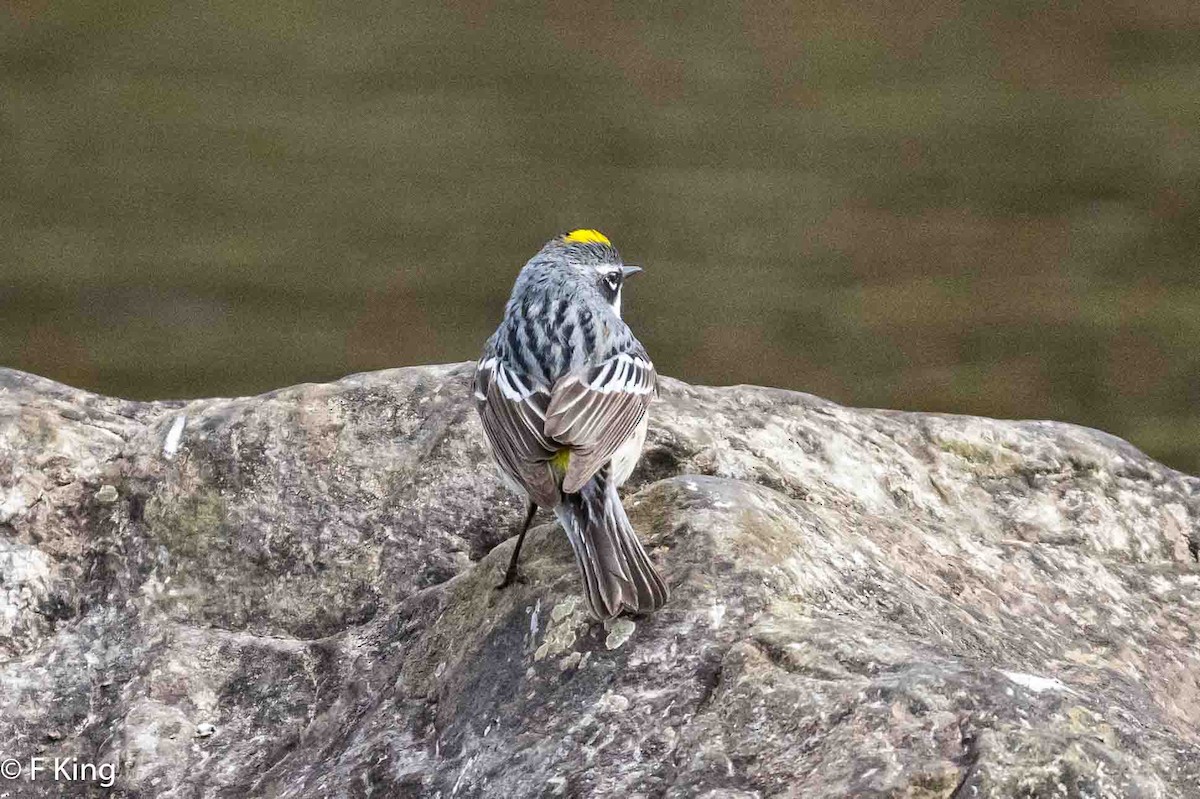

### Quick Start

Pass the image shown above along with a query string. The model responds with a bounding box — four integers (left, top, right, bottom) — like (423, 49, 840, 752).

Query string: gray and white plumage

(473, 230, 668, 620)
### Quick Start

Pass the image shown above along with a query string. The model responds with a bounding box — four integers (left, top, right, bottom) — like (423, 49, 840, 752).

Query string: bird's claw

(495, 572, 527, 591)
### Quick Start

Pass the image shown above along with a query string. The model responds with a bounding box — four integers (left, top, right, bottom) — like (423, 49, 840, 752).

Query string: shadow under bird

(473, 229, 669, 620)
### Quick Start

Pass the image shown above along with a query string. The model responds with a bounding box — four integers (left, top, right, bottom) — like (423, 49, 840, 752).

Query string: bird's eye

(605, 273, 620, 291)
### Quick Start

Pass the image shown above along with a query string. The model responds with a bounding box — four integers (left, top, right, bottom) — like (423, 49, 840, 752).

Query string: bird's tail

(554, 465, 669, 621)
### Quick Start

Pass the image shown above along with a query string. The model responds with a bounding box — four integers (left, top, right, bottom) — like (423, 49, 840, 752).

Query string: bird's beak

(621, 265, 643, 278)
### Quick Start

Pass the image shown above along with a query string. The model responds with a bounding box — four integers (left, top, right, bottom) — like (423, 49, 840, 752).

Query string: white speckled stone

(1, 363, 1198, 797)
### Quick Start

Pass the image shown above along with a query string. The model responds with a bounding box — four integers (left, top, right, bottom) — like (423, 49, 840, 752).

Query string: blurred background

(1, 1, 1197, 472)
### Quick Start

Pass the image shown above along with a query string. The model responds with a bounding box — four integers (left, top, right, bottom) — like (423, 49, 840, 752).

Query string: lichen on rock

(1, 363, 1198, 797)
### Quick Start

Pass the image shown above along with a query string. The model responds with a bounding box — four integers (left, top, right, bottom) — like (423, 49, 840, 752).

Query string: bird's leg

(496, 500, 538, 590)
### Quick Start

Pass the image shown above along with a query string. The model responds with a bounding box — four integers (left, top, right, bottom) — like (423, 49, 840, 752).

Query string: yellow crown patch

(563, 229, 611, 246)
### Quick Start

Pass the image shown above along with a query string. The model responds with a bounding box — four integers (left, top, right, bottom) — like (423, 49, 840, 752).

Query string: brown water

(2, 1, 1198, 473)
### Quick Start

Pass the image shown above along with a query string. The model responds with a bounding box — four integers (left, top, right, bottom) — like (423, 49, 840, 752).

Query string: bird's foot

(495, 571, 527, 591)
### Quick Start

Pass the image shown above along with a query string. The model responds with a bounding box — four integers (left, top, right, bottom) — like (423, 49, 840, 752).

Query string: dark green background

(2, 1, 1198, 472)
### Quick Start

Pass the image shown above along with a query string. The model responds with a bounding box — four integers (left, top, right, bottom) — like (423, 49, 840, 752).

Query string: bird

(472, 229, 669, 620)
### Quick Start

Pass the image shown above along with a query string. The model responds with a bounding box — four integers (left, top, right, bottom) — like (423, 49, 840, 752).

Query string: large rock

(1, 363, 1198, 798)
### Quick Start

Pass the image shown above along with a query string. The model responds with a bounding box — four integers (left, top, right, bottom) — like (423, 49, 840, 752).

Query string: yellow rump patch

(563, 229, 611, 246)
(550, 449, 571, 473)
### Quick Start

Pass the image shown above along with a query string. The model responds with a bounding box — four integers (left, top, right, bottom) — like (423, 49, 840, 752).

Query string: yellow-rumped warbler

(473, 229, 669, 620)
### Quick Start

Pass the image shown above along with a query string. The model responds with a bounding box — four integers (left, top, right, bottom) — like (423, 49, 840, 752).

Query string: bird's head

(541, 229, 642, 317)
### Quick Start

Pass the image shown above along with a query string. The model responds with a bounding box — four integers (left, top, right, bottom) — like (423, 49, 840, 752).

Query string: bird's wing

(544, 350, 657, 494)
(473, 357, 558, 504)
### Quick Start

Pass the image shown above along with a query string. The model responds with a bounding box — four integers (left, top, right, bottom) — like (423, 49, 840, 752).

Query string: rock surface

(1, 363, 1199, 798)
